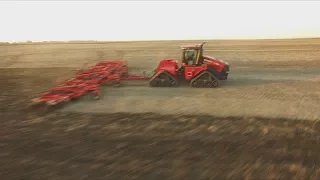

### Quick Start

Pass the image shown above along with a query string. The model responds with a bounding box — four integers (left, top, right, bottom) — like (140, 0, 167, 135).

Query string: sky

(0, 1, 319, 42)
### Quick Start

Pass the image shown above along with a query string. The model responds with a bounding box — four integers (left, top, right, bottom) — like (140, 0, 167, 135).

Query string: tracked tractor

(149, 42, 230, 88)
(31, 43, 230, 107)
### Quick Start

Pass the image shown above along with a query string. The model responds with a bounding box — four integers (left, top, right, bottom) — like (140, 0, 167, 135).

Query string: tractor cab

(181, 42, 205, 66)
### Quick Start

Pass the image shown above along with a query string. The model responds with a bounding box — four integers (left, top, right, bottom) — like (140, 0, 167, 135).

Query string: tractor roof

(180, 43, 205, 50)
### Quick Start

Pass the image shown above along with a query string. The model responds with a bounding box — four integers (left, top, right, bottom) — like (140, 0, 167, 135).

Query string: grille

(224, 64, 230, 72)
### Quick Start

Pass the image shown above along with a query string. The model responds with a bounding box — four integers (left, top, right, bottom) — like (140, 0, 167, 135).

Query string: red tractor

(149, 42, 230, 88)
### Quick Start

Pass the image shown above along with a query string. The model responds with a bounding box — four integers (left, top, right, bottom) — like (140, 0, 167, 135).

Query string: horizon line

(1, 37, 320, 44)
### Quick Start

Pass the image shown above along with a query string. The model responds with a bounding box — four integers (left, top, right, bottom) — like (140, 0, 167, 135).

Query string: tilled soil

(2, 68, 320, 179)
(61, 66, 320, 120)
(2, 39, 320, 179)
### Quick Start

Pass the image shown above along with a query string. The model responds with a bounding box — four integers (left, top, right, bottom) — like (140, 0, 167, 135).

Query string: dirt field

(1, 38, 320, 179)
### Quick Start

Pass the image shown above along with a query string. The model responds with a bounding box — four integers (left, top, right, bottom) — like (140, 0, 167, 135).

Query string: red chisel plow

(31, 61, 150, 106)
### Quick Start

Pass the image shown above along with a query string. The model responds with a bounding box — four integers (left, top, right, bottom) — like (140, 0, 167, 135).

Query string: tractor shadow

(176, 77, 296, 88)
(220, 78, 296, 88)
(179, 78, 297, 88)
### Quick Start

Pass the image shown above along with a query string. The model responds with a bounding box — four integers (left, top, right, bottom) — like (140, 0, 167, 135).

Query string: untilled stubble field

(1, 38, 320, 179)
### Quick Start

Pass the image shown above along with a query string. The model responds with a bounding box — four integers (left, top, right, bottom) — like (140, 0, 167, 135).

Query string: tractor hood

(202, 55, 229, 66)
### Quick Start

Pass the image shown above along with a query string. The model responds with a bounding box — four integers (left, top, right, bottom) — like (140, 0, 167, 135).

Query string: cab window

(184, 49, 197, 65)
